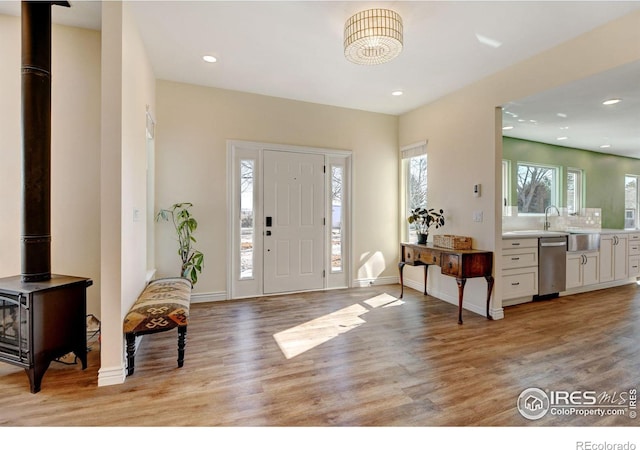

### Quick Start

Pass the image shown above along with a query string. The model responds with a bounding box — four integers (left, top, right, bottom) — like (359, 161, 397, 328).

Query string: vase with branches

(407, 207, 445, 244)
(156, 202, 204, 285)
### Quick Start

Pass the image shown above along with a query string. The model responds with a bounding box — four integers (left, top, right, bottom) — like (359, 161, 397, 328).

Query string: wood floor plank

(1, 283, 639, 426)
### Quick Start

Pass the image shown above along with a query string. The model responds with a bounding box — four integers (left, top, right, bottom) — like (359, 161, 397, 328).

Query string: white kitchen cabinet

(502, 238, 538, 305)
(599, 234, 628, 283)
(628, 233, 640, 278)
(566, 251, 599, 289)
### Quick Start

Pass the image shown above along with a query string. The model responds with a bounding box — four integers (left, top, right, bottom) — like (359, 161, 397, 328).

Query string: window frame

(515, 161, 560, 215)
(400, 142, 428, 241)
(502, 160, 511, 216)
(566, 167, 584, 216)
(625, 174, 639, 229)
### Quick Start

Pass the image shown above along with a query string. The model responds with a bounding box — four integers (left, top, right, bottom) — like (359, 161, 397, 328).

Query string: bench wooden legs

(177, 325, 187, 368)
(125, 326, 188, 376)
(125, 333, 136, 376)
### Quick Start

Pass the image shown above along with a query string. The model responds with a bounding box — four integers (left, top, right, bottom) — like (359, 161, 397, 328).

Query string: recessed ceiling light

(202, 55, 217, 63)
(391, 90, 403, 96)
(502, 125, 514, 130)
(600, 144, 611, 149)
(557, 136, 568, 141)
(602, 98, 621, 105)
(557, 113, 567, 118)
(475, 33, 502, 48)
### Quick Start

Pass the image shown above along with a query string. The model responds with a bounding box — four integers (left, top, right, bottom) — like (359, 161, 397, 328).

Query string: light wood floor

(1, 283, 639, 427)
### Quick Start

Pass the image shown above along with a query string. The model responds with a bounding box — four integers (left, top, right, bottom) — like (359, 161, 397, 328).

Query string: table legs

(399, 264, 494, 325)
(485, 275, 495, 320)
(398, 262, 429, 299)
(455, 278, 466, 324)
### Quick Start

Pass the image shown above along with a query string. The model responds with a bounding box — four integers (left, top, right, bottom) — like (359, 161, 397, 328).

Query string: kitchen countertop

(502, 230, 568, 239)
(502, 228, 640, 238)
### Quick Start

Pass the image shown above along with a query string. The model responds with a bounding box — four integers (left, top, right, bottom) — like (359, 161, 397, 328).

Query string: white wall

(99, 1, 156, 386)
(399, 9, 640, 318)
(0, 15, 101, 316)
(155, 81, 399, 298)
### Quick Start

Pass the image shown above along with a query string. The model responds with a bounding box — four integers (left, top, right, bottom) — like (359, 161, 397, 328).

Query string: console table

(399, 243, 494, 324)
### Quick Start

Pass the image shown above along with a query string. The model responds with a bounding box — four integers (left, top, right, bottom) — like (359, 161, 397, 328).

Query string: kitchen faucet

(544, 205, 560, 230)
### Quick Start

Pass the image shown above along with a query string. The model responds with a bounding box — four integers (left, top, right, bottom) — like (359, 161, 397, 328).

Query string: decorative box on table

(433, 234, 473, 250)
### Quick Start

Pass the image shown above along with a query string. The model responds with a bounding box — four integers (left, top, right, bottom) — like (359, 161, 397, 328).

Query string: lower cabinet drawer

(502, 248, 538, 269)
(630, 256, 640, 277)
(502, 268, 538, 300)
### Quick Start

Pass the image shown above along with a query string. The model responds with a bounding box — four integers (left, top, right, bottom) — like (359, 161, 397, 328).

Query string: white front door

(263, 150, 325, 294)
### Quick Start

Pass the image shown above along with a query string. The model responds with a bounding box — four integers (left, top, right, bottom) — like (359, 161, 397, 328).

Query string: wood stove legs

(25, 348, 87, 394)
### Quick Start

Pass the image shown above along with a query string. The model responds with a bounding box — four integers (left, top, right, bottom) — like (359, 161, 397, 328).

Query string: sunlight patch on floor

(273, 292, 402, 359)
(364, 292, 404, 309)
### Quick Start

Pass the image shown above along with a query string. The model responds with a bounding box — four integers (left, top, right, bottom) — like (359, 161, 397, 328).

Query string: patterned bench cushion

(123, 277, 192, 335)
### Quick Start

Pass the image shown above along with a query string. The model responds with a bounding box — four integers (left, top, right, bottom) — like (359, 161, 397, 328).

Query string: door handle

(266, 230, 271, 236)
(266, 216, 272, 227)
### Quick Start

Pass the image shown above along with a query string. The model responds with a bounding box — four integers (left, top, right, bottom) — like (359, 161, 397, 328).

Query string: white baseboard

(191, 291, 227, 303)
(98, 365, 126, 387)
(400, 279, 502, 320)
(352, 275, 399, 288)
(561, 277, 638, 296)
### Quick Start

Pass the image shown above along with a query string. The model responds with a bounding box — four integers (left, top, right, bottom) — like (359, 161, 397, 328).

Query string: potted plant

(156, 202, 204, 285)
(407, 207, 445, 245)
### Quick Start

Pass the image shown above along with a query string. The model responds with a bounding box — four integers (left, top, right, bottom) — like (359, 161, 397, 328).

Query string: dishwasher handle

(540, 242, 567, 247)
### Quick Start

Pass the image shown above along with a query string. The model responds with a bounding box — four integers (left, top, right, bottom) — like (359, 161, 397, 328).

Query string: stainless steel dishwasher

(537, 236, 567, 298)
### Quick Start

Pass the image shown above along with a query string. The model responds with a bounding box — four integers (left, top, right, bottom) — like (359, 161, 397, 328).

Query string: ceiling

(1, 0, 639, 156)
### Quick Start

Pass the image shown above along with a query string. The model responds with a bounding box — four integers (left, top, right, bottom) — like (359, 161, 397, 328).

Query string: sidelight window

(330, 164, 344, 273)
(240, 159, 255, 279)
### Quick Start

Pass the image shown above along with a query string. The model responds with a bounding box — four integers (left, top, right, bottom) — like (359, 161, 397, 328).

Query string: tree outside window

(406, 154, 427, 239)
(517, 163, 556, 213)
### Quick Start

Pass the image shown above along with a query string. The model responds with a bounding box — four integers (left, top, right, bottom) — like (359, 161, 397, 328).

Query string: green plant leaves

(407, 207, 445, 234)
(156, 202, 204, 285)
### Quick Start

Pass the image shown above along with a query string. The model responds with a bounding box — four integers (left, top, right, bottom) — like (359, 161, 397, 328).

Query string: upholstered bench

(123, 277, 192, 376)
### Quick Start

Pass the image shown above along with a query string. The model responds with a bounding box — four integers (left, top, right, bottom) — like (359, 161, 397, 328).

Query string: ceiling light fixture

(391, 90, 403, 96)
(202, 55, 217, 63)
(557, 136, 568, 141)
(502, 126, 514, 130)
(475, 33, 502, 48)
(602, 98, 621, 105)
(344, 9, 403, 65)
(600, 144, 611, 149)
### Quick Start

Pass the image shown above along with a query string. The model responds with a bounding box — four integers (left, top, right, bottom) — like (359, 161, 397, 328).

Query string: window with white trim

(502, 160, 510, 216)
(330, 164, 343, 273)
(516, 162, 558, 214)
(625, 175, 638, 229)
(566, 168, 583, 215)
(239, 159, 256, 279)
(401, 143, 427, 240)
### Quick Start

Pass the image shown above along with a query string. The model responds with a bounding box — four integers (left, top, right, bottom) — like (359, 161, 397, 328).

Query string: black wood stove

(0, 1, 92, 393)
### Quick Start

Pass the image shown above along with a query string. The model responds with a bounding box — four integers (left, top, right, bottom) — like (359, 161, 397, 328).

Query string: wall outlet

(473, 211, 483, 222)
